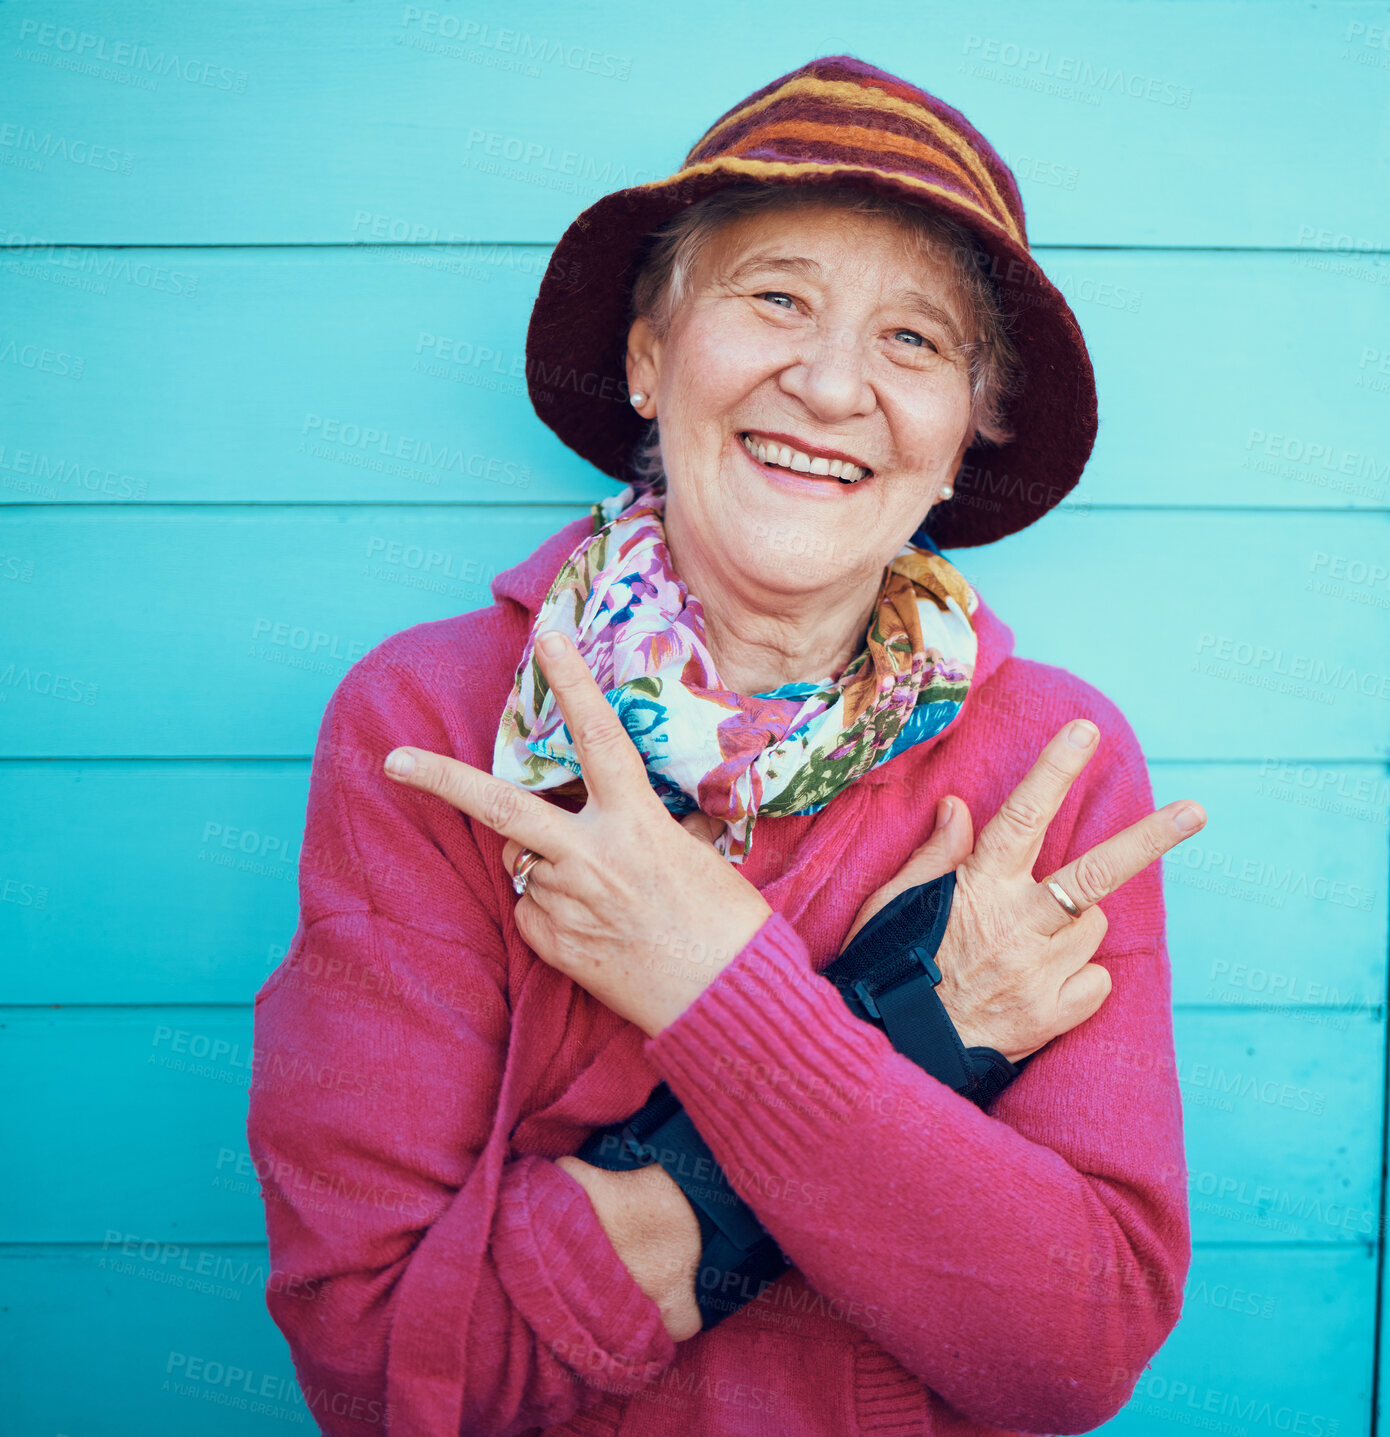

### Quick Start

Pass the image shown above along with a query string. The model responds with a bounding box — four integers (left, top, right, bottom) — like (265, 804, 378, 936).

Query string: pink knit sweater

(247, 514, 1189, 1437)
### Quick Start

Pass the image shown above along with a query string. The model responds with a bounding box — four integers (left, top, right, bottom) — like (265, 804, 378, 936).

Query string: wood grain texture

(2, 1, 1387, 247)
(2, 248, 1385, 510)
(2, 508, 1387, 757)
(0, 1247, 1371, 1436)
(0, 758, 1383, 1008)
(1, 1009, 1378, 1248)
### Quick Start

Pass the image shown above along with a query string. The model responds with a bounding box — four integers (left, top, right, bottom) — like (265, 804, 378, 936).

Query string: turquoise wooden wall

(3, 2, 1388, 1432)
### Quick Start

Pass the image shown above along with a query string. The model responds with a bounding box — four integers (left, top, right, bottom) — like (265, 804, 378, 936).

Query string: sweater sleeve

(246, 641, 675, 1437)
(642, 704, 1189, 1436)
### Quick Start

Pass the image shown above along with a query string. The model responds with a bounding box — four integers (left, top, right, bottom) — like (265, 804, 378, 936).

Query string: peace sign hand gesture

(382, 630, 773, 1038)
(843, 719, 1207, 1065)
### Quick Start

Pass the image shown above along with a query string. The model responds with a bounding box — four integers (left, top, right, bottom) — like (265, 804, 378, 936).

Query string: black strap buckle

(851, 942, 942, 1020)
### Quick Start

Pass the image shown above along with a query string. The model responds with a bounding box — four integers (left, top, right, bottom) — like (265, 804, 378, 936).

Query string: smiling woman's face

(626, 200, 978, 598)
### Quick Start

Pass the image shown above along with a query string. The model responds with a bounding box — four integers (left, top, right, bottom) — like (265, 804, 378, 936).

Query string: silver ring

(511, 848, 542, 897)
(1045, 879, 1081, 921)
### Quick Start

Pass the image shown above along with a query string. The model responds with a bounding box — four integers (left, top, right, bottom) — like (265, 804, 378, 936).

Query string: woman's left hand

(381, 629, 773, 1038)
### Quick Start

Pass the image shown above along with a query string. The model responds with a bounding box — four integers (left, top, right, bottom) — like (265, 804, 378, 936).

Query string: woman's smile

(732, 429, 876, 499)
(737, 430, 873, 483)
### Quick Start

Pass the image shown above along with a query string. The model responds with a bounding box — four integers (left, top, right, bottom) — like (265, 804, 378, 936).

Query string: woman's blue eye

(755, 297, 939, 354)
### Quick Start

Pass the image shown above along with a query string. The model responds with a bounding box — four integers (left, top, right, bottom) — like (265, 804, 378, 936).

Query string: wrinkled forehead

(692, 199, 977, 331)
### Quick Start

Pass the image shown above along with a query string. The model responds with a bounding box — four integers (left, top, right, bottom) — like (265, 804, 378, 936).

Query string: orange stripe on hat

(689, 75, 1020, 246)
(656, 156, 1017, 248)
(721, 119, 1014, 233)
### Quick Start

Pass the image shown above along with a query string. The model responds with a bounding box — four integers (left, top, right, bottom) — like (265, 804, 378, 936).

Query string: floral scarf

(493, 484, 979, 863)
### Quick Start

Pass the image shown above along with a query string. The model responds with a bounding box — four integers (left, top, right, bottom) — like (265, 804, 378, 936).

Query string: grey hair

(624, 182, 1022, 491)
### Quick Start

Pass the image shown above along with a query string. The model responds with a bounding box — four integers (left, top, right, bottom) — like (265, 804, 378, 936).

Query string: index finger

(971, 720, 1100, 880)
(532, 630, 648, 806)
(384, 746, 567, 854)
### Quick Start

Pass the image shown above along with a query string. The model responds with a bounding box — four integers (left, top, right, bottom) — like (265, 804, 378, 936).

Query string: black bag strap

(824, 872, 974, 1088)
(576, 874, 1027, 1329)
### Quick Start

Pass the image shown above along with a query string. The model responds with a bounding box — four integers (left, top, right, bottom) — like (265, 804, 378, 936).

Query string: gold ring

(1045, 879, 1081, 921)
(511, 848, 542, 897)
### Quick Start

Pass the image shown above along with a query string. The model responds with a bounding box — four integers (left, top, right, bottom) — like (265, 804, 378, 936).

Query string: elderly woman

(248, 55, 1204, 1437)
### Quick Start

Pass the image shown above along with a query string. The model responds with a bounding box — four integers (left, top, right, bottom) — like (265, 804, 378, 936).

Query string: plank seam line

(5, 243, 1387, 257)
(1368, 807, 1390, 1434)
(2, 503, 1388, 514)
(0, 1239, 1351, 1253)
(6, 1002, 1375, 1016)
(1, 755, 1384, 766)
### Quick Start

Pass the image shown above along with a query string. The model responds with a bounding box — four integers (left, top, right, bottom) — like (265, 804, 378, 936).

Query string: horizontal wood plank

(1100, 1248, 1374, 1437)
(0, 1245, 1373, 1436)
(1, 1009, 1377, 1245)
(2, 508, 1386, 759)
(2, 1, 1386, 248)
(2, 248, 1386, 510)
(1, 760, 1383, 1007)
(0, 1247, 1372, 1436)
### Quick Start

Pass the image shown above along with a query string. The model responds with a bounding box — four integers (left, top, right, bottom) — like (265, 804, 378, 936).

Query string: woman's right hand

(842, 719, 1206, 1066)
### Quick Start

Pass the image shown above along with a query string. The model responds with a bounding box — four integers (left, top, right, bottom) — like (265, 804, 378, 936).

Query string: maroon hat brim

(525, 165, 1096, 549)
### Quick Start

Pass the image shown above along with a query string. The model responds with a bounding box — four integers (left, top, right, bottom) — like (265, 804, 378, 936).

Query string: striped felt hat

(525, 54, 1097, 548)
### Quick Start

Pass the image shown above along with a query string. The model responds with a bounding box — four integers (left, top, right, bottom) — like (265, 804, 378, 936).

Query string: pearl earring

(629, 391, 647, 408)
(940, 484, 954, 500)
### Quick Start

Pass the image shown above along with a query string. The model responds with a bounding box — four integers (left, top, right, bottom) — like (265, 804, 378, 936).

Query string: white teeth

(740, 433, 867, 483)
